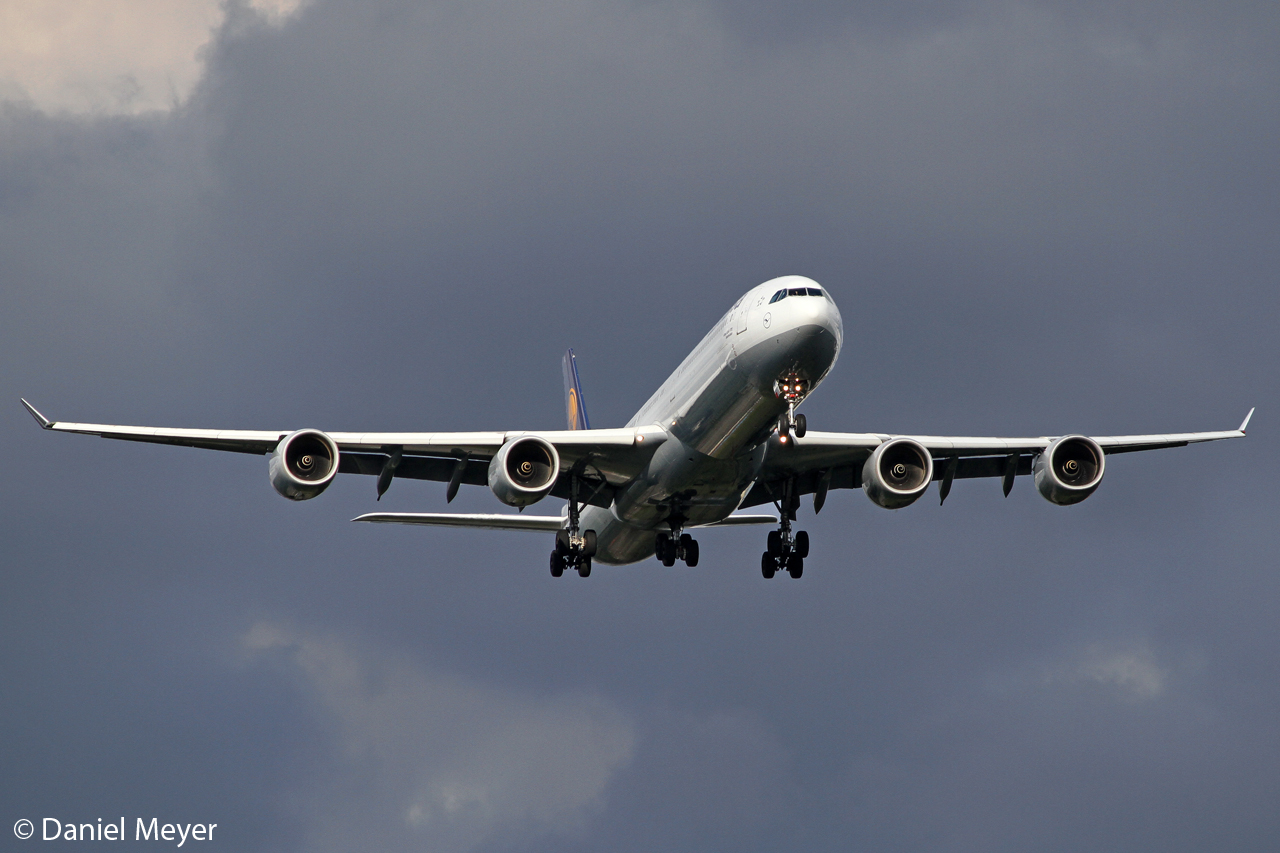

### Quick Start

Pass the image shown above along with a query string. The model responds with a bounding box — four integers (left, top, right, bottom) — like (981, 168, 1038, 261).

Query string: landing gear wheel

(761, 552, 776, 579)
(767, 530, 783, 557)
(556, 529, 571, 554)
(577, 556, 592, 577)
(550, 551, 564, 578)
(794, 413, 807, 438)
(794, 530, 810, 559)
(655, 534, 677, 566)
(655, 532, 670, 564)
(683, 538, 699, 567)
(582, 529, 598, 557)
(787, 554, 803, 578)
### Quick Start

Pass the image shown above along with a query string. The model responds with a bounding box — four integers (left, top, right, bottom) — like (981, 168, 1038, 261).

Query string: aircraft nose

(821, 294, 843, 345)
(793, 286, 843, 346)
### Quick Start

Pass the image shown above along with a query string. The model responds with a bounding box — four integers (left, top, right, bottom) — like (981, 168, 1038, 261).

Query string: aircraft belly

(587, 497, 750, 565)
(612, 428, 745, 507)
(581, 506, 656, 565)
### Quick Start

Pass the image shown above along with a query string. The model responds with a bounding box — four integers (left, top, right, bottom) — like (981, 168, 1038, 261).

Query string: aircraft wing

(20, 399, 667, 506)
(742, 409, 1253, 508)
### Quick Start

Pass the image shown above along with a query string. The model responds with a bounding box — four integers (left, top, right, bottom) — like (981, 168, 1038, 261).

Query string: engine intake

(269, 429, 340, 500)
(1034, 435, 1105, 505)
(863, 437, 934, 509)
(488, 436, 560, 507)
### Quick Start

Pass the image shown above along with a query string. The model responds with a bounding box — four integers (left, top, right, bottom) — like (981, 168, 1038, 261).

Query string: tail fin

(562, 349, 591, 430)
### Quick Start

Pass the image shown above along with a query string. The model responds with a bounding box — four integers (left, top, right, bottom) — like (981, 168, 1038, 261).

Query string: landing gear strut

(762, 478, 808, 579)
(550, 472, 598, 578)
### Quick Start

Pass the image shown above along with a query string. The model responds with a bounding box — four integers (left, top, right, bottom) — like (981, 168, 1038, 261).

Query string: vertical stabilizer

(562, 349, 591, 430)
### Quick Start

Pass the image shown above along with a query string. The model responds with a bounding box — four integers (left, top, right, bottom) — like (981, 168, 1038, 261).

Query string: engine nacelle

(269, 429, 339, 500)
(862, 437, 934, 509)
(1034, 435, 1105, 505)
(488, 436, 560, 507)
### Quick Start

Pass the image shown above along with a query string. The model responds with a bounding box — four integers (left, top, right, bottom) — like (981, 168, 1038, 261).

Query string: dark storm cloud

(3, 0, 1278, 850)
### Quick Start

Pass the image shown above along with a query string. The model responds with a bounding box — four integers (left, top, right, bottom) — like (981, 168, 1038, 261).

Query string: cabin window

(787, 287, 807, 297)
(806, 287, 823, 297)
(769, 289, 787, 303)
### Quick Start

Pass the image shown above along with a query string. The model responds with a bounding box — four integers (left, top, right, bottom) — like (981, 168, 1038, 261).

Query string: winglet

(1239, 407, 1255, 434)
(20, 398, 53, 429)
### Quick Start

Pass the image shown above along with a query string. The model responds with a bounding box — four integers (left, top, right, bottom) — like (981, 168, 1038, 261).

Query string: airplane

(21, 275, 1253, 579)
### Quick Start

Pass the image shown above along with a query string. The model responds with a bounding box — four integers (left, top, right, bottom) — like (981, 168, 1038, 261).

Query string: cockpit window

(771, 286, 827, 302)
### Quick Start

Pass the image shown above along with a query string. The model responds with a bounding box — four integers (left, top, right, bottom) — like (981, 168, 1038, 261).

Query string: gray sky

(2, 1, 1277, 850)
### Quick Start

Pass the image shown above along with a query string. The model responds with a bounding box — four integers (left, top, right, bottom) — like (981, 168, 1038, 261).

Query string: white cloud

(243, 622, 636, 852)
(0, 0, 308, 115)
(1042, 641, 1172, 701)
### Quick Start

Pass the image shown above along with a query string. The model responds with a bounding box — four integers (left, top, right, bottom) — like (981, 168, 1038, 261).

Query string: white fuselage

(585, 276, 843, 564)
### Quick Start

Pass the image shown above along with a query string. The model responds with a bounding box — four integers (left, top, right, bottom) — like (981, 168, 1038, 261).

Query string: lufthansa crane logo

(567, 387, 580, 428)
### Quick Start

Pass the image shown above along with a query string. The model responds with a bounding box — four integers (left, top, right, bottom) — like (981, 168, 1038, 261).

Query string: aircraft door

(736, 298, 748, 334)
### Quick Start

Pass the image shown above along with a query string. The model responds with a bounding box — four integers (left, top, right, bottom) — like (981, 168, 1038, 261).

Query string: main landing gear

(762, 478, 808, 579)
(550, 471, 597, 578)
(654, 530, 699, 567)
(551, 528, 596, 577)
(761, 529, 807, 578)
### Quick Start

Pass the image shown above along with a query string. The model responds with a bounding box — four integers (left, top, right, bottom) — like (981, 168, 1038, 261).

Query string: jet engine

(269, 429, 340, 500)
(863, 437, 934, 509)
(488, 436, 560, 507)
(1034, 435, 1105, 505)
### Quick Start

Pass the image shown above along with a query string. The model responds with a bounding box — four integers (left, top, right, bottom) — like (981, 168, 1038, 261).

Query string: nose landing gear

(774, 372, 809, 439)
